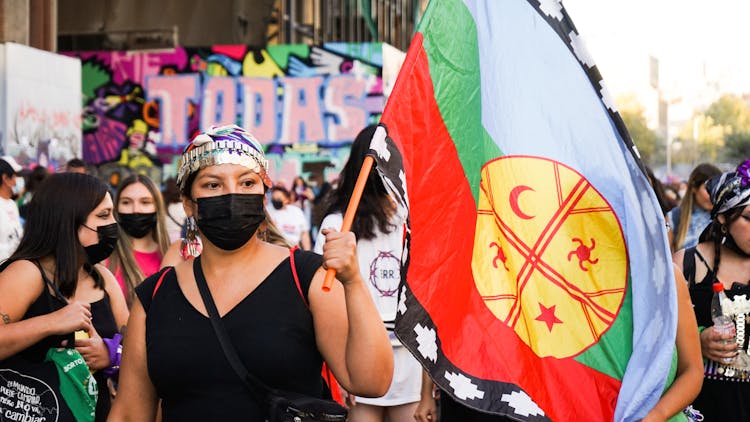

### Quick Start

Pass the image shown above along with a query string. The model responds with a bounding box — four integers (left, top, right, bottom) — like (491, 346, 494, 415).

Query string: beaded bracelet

(736, 314, 746, 350)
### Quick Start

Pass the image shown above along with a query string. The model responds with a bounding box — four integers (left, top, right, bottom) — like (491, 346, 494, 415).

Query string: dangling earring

(257, 223, 269, 243)
(180, 216, 202, 259)
(721, 225, 728, 245)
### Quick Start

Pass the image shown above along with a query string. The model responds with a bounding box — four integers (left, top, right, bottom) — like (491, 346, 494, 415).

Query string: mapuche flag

(370, 0, 678, 420)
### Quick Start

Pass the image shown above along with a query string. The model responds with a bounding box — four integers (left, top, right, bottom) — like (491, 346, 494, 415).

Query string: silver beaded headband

(176, 125, 272, 191)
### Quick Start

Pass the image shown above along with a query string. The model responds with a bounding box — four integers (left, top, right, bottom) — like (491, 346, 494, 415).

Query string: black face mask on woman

(83, 222, 119, 264)
(118, 212, 157, 239)
(195, 193, 265, 251)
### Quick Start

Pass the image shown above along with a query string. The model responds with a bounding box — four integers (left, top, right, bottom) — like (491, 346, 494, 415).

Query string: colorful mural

(65, 43, 394, 185)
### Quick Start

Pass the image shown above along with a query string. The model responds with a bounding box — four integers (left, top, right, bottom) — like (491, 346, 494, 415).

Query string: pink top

(115, 249, 162, 299)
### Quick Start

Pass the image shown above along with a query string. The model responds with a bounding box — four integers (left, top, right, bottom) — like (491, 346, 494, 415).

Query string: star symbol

(535, 303, 563, 331)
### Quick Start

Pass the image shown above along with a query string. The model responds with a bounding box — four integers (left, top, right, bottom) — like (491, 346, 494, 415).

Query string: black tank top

(1, 260, 119, 421)
(135, 250, 327, 421)
(683, 247, 750, 329)
(682, 248, 750, 419)
(12, 261, 69, 362)
(89, 269, 118, 340)
(87, 269, 119, 422)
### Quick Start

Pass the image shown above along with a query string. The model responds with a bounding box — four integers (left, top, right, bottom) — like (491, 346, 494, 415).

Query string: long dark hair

(324, 125, 396, 240)
(699, 206, 746, 274)
(644, 165, 672, 215)
(8, 173, 109, 298)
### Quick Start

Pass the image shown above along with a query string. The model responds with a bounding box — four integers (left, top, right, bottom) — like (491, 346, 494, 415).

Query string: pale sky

(562, 0, 750, 125)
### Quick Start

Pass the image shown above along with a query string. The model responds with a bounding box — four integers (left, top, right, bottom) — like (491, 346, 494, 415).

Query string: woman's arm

(75, 265, 131, 372)
(309, 229, 393, 397)
(672, 245, 736, 363)
(0, 260, 92, 360)
(108, 299, 159, 421)
(642, 265, 703, 422)
(414, 370, 438, 422)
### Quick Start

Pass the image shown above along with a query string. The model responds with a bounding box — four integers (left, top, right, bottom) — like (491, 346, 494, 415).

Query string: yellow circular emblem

(472, 156, 627, 358)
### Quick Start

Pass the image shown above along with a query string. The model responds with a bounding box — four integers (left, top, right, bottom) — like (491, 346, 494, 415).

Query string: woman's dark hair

(8, 173, 110, 298)
(162, 177, 181, 204)
(644, 166, 673, 215)
(700, 206, 746, 274)
(324, 125, 396, 240)
(26, 166, 49, 193)
(180, 172, 196, 199)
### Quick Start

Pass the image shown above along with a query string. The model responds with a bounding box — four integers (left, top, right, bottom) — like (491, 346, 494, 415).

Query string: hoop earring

(180, 216, 202, 259)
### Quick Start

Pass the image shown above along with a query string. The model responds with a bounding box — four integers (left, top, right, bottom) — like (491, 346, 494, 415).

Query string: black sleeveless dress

(683, 247, 750, 421)
(87, 269, 119, 422)
(27, 264, 118, 421)
(13, 262, 69, 361)
(135, 250, 328, 421)
(1, 261, 118, 421)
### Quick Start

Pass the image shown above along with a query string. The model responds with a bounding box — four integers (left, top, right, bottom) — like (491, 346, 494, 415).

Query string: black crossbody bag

(193, 256, 347, 422)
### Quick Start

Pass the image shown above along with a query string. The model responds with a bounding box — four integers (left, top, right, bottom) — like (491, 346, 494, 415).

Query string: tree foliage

(705, 95, 750, 134)
(674, 95, 750, 165)
(723, 132, 750, 163)
(618, 96, 661, 166)
(703, 95, 750, 163)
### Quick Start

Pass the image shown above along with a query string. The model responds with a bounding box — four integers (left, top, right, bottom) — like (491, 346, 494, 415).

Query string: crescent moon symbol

(509, 185, 535, 219)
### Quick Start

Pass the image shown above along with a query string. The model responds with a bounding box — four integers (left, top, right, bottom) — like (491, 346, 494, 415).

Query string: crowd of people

(2, 126, 750, 421)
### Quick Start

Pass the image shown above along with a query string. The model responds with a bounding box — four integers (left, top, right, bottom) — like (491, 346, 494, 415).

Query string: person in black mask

(0, 172, 129, 421)
(107, 174, 170, 306)
(111, 124, 394, 421)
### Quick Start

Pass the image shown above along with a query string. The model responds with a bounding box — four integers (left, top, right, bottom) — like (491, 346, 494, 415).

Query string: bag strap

(24, 260, 76, 348)
(192, 257, 273, 403)
(152, 267, 173, 299)
(289, 246, 309, 309)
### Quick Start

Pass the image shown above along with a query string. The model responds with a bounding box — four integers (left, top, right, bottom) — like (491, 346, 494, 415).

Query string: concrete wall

(0, 0, 29, 45)
(58, 0, 275, 47)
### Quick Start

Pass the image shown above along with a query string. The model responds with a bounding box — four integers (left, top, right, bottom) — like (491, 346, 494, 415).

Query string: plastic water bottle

(711, 282, 734, 338)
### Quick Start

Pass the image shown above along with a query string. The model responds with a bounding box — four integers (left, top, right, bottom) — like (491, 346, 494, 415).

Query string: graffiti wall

(65, 43, 401, 185)
(1, 43, 82, 169)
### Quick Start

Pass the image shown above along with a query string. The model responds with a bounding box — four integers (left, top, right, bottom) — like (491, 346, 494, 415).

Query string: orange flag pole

(322, 154, 375, 291)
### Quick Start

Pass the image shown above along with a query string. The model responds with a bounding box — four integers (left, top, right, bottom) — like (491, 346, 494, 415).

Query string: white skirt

(356, 345, 422, 407)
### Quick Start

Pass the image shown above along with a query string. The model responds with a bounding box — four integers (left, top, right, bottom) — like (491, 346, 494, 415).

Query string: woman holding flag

(315, 125, 421, 422)
(110, 124, 393, 421)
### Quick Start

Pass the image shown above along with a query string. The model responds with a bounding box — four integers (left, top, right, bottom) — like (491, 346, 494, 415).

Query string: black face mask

(118, 212, 157, 239)
(83, 222, 119, 264)
(195, 193, 265, 251)
(271, 199, 284, 210)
